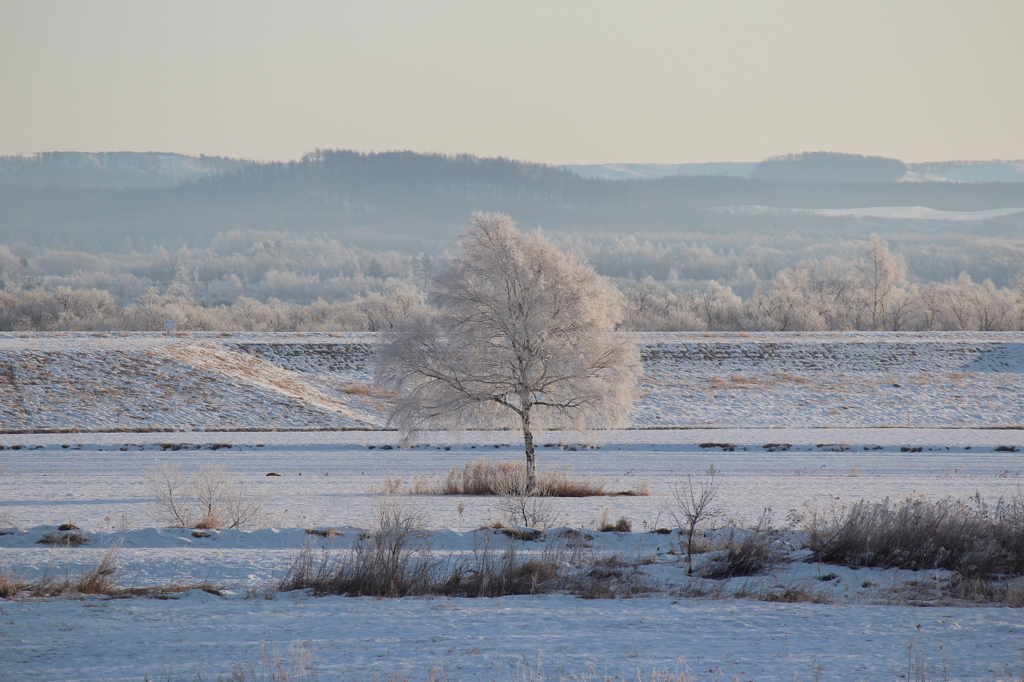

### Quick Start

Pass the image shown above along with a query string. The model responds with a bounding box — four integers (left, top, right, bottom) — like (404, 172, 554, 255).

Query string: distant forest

(2, 149, 1024, 332)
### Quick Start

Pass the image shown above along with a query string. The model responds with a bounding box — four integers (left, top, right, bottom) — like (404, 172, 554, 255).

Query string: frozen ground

(3, 333, 1024, 680)
(3, 432, 1024, 532)
(4, 592, 1024, 682)
(2, 433, 1024, 681)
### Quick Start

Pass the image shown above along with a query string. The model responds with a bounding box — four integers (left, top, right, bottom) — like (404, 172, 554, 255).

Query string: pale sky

(2, 0, 1023, 164)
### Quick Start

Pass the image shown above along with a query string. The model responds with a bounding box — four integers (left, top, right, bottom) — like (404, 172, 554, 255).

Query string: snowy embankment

(4, 331, 1024, 431)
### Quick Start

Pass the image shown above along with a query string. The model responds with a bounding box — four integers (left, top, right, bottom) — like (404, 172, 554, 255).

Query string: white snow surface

(3, 435, 1024, 680)
(6, 331, 1024, 431)
(4, 332, 1024, 680)
(717, 204, 1024, 222)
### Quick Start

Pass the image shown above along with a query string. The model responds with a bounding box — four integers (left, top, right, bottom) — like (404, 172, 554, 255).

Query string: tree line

(3, 233, 1024, 332)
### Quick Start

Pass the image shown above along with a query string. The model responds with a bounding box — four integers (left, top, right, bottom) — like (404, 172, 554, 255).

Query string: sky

(2, 1, 1023, 165)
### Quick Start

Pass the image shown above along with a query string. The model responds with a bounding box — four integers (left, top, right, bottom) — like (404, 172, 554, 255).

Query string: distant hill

(904, 160, 1024, 183)
(750, 152, 907, 183)
(564, 162, 757, 180)
(0, 151, 249, 188)
(3, 149, 1024, 253)
(570, 157, 1024, 183)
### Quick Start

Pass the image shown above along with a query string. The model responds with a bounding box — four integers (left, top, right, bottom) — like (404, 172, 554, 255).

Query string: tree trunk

(521, 408, 537, 493)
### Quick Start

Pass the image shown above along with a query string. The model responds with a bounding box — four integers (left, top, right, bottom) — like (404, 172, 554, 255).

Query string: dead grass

(388, 459, 647, 497)
(597, 508, 632, 532)
(1, 545, 221, 600)
(807, 494, 1024, 578)
(700, 510, 784, 580)
(280, 500, 653, 599)
(305, 528, 344, 538)
(758, 582, 832, 604)
(36, 531, 88, 546)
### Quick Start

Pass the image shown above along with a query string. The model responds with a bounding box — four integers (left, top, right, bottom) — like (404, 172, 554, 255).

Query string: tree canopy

(376, 213, 641, 490)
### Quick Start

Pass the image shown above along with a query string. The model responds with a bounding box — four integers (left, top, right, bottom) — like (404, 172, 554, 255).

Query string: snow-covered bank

(5, 331, 1024, 431)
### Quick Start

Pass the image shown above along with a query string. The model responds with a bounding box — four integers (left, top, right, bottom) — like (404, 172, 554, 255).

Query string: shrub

(701, 509, 784, 579)
(492, 481, 561, 530)
(668, 466, 723, 575)
(147, 463, 265, 530)
(807, 495, 1024, 576)
(280, 499, 653, 599)
(281, 497, 436, 597)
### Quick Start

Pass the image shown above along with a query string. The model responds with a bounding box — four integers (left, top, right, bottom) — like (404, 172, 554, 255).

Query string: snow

(809, 206, 1024, 221)
(3, 332, 1024, 680)
(4, 594, 1023, 681)
(6, 331, 1024, 432)
(717, 204, 1024, 221)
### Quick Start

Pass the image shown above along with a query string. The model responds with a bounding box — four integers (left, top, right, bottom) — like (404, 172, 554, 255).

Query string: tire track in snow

(152, 343, 382, 428)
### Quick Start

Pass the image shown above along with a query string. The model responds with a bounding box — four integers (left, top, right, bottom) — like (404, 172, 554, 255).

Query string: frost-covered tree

(857, 235, 907, 330)
(377, 213, 641, 491)
(357, 278, 426, 332)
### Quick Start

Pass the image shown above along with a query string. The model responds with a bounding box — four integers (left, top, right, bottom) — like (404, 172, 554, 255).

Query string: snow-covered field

(3, 333, 1024, 680)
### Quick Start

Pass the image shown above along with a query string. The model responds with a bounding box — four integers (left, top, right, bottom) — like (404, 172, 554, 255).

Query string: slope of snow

(5, 331, 1024, 432)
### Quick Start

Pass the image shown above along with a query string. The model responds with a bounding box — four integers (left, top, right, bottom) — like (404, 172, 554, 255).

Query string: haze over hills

(0, 151, 249, 188)
(2, 149, 1024, 333)
(2, 149, 1024, 255)
(4, 150, 1024, 189)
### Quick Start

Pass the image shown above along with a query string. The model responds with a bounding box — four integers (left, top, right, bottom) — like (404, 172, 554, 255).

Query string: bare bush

(281, 497, 436, 597)
(492, 481, 561, 530)
(668, 466, 723, 575)
(147, 463, 265, 530)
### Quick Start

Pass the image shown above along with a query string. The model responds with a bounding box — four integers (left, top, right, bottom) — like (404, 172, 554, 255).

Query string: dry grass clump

(1, 544, 225, 600)
(807, 493, 1024, 578)
(36, 530, 88, 546)
(450, 544, 563, 598)
(0, 549, 116, 598)
(280, 498, 568, 598)
(397, 459, 646, 497)
(700, 510, 785, 580)
(597, 508, 632, 533)
(341, 383, 373, 395)
(282, 499, 436, 598)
